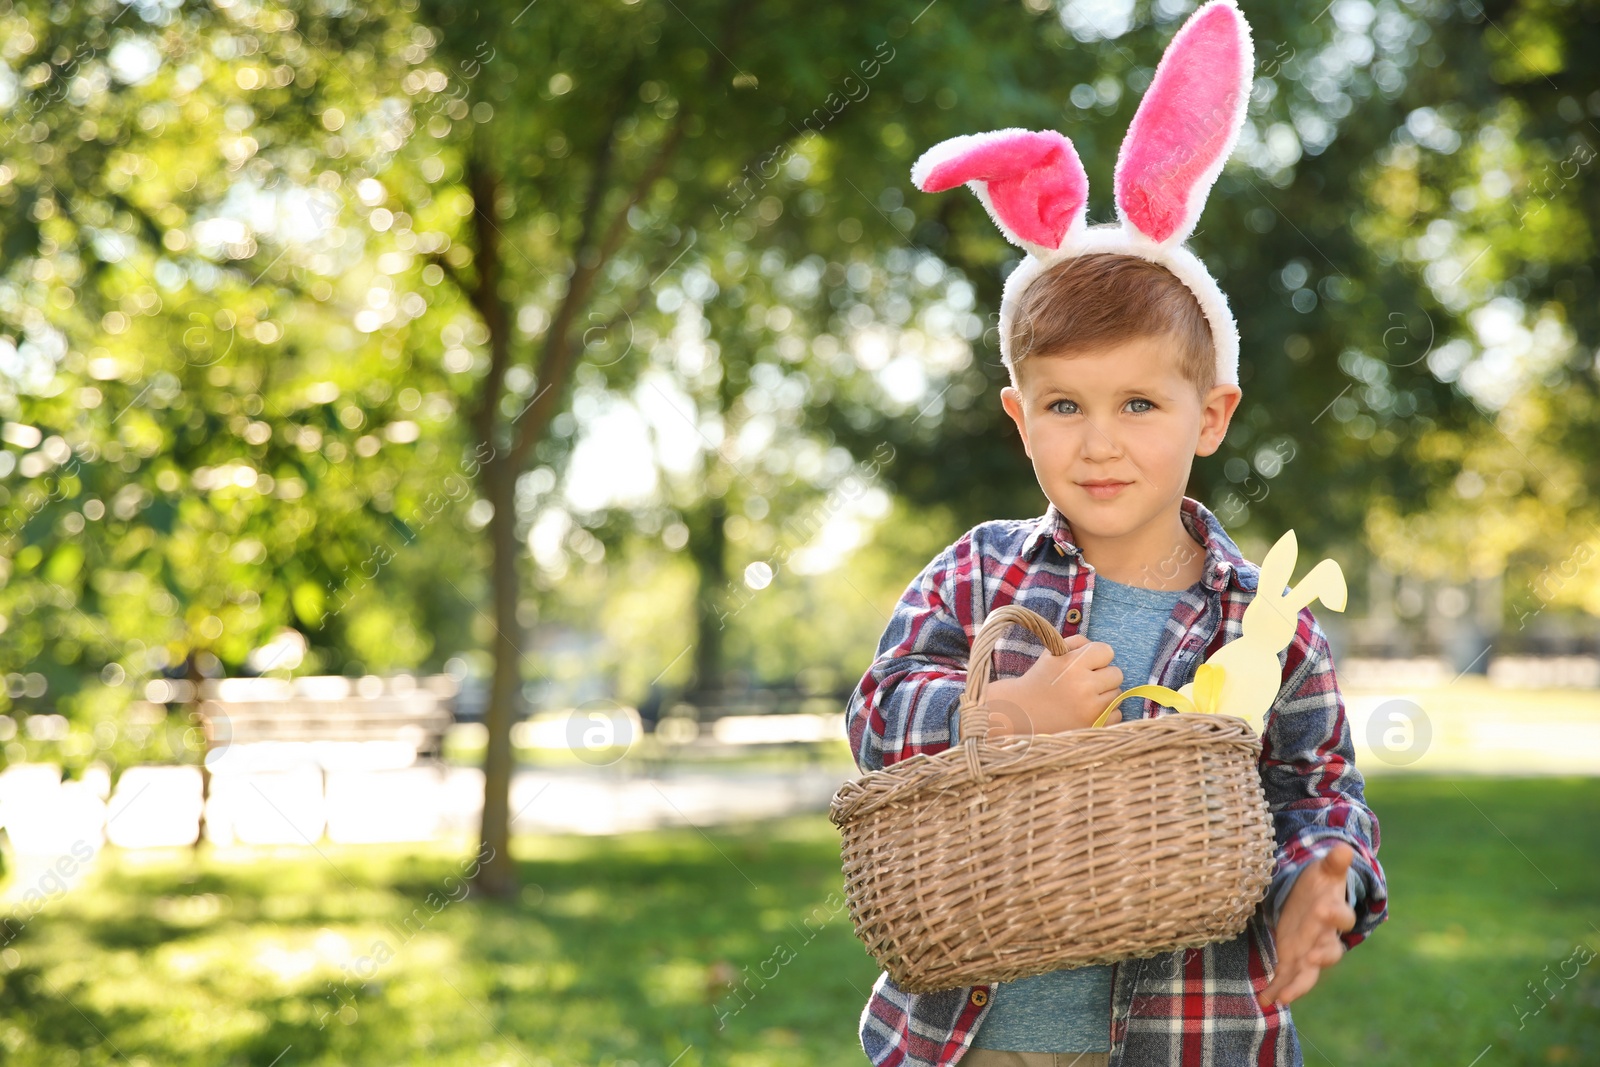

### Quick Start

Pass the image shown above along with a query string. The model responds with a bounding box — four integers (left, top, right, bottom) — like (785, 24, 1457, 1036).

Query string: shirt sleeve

(844, 537, 975, 772)
(1257, 608, 1390, 949)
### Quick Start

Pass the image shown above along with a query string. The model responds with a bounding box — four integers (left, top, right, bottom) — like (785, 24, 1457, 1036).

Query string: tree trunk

(687, 494, 728, 701)
(188, 651, 210, 851)
(474, 446, 523, 898)
(455, 104, 685, 893)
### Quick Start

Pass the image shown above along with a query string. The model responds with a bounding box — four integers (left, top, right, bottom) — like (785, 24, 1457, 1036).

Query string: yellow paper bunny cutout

(1092, 529, 1347, 735)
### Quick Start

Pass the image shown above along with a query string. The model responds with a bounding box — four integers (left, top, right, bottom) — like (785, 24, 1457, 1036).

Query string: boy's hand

(1258, 842, 1357, 1009)
(982, 635, 1125, 738)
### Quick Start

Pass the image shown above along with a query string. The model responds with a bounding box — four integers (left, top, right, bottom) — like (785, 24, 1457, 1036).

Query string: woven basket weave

(830, 603, 1275, 993)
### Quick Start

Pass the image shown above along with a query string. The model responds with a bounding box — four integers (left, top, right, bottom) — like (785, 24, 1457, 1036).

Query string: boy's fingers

(1072, 640, 1115, 668)
(1264, 964, 1322, 1008)
(1319, 842, 1355, 879)
(1047, 641, 1091, 669)
(1261, 930, 1347, 1007)
(1289, 961, 1328, 1003)
(1048, 644, 1110, 678)
(1257, 965, 1292, 1007)
(1310, 937, 1345, 969)
(1260, 947, 1318, 1005)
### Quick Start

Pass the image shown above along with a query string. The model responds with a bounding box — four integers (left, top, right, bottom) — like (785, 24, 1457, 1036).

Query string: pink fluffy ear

(1114, 0, 1254, 245)
(911, 129, 1089, 254)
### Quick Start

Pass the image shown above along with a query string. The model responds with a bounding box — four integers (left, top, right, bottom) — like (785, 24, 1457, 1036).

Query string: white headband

(910, 0, 1254, 388)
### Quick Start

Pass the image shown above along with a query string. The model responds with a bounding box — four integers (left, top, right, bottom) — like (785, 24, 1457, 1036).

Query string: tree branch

(510, 110, 687, 469)
(592, 115, 687, 277)
(425, 250, 474, 306)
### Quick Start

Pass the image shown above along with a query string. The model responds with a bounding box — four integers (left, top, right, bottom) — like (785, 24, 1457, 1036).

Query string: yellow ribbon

(1089, 663, 1227, 728)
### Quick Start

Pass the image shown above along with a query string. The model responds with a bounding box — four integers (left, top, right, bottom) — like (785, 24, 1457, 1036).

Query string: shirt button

(969, 988, 989, 1007)
(1065, 608, 1082, 625)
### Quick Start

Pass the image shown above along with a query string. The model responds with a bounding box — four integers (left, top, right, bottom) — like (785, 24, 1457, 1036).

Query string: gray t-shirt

(969, 572, 1189, 1052)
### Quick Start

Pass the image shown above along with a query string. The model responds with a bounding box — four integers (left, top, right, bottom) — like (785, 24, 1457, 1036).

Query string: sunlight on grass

(0, 781, 1594, 1066)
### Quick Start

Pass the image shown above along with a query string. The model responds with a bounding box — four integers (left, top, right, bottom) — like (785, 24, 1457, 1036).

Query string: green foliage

(2, 0, 1599, 751)
(0, 0, 486, 731)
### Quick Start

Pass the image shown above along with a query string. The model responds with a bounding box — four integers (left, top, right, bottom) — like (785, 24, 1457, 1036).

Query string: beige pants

(961, 1049, 1110, 1067)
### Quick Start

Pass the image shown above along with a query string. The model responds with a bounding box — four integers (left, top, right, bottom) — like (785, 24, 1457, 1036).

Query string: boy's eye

(1047, 398, 1155, 414)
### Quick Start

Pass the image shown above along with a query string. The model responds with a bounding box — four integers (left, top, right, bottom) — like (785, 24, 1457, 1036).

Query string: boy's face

(999, 333, 1242, 544)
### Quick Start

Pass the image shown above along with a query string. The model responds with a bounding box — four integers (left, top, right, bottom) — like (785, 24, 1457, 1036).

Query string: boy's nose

(1077, 421, 1125, 459)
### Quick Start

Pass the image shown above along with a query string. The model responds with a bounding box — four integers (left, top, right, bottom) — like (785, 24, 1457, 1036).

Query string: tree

(0, 0, 479, 773)
(410, 0, 1062, 896)
(1349, 0, 1600, 640)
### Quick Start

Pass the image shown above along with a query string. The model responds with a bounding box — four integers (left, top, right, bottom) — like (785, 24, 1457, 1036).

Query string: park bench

(649, 686, 850, 757)
(192, 674, 459, 771)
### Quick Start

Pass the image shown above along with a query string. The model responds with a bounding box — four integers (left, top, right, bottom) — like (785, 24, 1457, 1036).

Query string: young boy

(844, 253, 1389, 1067)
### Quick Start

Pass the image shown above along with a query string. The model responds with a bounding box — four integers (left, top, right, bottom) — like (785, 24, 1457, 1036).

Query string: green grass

(1296, 775, 1600, 1067)
(0, 776, 1595, 1066)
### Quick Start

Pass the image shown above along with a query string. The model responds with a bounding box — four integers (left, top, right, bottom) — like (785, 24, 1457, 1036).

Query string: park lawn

(1295, 774, 1600, 1066)
(0, 775, 1594, 1067)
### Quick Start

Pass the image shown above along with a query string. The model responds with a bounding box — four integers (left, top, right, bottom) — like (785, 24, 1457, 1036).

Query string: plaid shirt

(843, 496, 1388, 1067)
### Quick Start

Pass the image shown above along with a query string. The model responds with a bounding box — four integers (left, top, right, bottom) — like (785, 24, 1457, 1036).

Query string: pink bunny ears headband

(910, 0, 1254, 388)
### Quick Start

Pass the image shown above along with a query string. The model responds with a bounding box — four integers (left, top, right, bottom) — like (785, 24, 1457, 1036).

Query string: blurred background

(0, 0, 1597, 1064)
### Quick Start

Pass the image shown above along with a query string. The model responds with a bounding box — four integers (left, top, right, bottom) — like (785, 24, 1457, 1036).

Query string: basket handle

(957, 604, 1072, 741)
(959, 605, 1229, 740)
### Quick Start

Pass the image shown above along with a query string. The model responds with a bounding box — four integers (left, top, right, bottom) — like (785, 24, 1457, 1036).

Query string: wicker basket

(830, 603, 1275, 993)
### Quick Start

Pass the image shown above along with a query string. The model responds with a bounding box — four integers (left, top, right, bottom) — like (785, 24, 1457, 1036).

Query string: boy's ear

(1195, 384, 1242, 457)
(1000, 386, 1032, 458)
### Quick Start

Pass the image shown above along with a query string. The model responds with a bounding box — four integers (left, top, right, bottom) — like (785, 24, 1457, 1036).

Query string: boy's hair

(1005, 252, 1217, 399)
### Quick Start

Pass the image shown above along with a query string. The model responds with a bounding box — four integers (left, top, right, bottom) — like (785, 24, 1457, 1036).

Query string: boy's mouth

(1077, 479, 1131, 500)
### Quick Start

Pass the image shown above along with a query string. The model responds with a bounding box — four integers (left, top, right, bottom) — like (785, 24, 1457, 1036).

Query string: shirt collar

(1024, 496, 1258, 594)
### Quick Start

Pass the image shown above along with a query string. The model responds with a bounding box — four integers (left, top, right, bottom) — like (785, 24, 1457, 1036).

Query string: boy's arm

(1258, 608, 1389, 949)
(845, 538, 976, 772)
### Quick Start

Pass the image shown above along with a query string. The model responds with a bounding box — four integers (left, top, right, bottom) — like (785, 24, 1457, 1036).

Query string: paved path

(0, 759, 858, 901)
